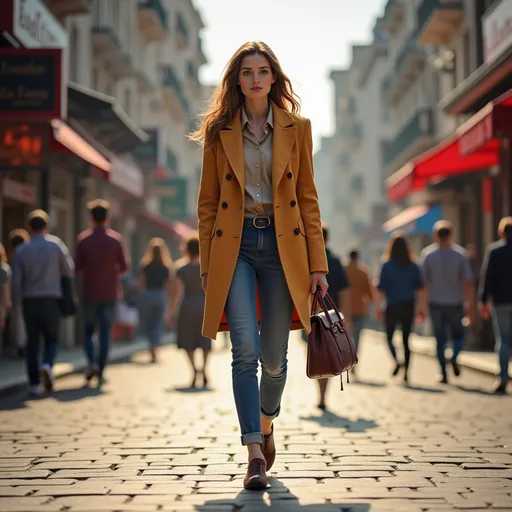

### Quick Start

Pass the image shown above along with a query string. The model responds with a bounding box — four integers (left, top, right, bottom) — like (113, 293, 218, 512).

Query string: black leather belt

(244, 216, 274, 229)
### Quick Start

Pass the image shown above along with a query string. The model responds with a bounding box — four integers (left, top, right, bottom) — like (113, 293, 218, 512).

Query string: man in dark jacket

(479, 217, 512, 393)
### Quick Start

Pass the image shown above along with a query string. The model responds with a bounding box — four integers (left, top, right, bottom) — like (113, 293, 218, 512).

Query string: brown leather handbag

(306, 289, 358, 390)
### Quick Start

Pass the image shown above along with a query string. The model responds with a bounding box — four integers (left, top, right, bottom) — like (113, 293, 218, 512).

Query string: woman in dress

(375, 232, 426, 383)
(174, 233, 211, 388)
(192, 41, 328, 489)
(139, 238, 176, 363)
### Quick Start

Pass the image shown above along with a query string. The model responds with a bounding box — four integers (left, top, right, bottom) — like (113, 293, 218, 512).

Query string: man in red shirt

(75, 199, 129, 385)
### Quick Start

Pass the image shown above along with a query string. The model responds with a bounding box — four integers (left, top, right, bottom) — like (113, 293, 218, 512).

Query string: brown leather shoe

(261, 425, 276, 470)
(243, 458, 267, 490)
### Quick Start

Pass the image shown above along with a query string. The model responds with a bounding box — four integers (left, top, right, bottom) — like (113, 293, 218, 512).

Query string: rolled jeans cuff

(261, 405, 280, 421)
(241, 432, 264, 446)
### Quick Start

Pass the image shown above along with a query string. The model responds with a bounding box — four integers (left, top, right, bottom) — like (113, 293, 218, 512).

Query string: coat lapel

(271, 103, 296, 194)
(219, 111, 245, 190)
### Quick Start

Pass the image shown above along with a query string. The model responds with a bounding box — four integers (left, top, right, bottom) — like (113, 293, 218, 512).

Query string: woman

(375, 232, 426, 383)
(8, 229, 29, 357)
(192, 41, 328, 490)
(175, 233, 211, 388)
(139, 238, 176, 363)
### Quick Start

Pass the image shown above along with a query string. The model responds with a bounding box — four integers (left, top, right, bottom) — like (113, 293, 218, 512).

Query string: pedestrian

(11, 210, 74, 396)
(345, 248, 374, 359)
(0, 243, 12, 355)
(7, 229, 29, 358)
(375, 232, 426, 383)
(75, 199, 129, 386)
(421, 220, 475, 384)
(174, 233, 211, 388)
(313, 223, 350, 410)
(192, 41, 328, 490)
(478, 217, 512, 394)
(139, 237, 176, 363)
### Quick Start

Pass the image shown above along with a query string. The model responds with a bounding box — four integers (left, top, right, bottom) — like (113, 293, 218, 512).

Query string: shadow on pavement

(196, 478, 371, 511)
(454, 384, 503, 396)
(167, 385, 215, 394)
(50, 385, 107, 402)
(300, 410, 379, 432)
(352, 379, 387, 388)
(402, 383, 446, 394)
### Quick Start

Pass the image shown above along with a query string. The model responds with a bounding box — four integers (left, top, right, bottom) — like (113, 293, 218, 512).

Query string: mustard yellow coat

(197, 102, 328, 340)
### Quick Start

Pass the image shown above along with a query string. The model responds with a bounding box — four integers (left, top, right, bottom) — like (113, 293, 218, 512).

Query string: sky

(193, 0, 386, 152)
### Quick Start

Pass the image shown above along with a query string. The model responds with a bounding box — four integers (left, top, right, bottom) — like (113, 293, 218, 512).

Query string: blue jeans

(23, 298, 60, 386)
(351, 315, 366, 354)
(139, 289, 166, 348)
(83, 301, 116, 375)
(224, 223, 295, 446)
(429, 303, 465, 378)
(491, 304, 512, 382)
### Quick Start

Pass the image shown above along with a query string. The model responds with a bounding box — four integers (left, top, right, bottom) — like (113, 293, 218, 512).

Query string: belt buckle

(252, 216, 271, 229)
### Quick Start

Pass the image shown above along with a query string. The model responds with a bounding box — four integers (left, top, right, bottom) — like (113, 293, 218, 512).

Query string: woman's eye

(261, 70, 269, 74)
(243, 71, 251, 76)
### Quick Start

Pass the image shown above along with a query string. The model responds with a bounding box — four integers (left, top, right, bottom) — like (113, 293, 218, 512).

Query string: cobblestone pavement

(0, 331, 511, 512)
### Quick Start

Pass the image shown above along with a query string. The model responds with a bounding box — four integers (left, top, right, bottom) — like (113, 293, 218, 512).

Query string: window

(69, 26, 79, 82)
(124, 88, 131, 117)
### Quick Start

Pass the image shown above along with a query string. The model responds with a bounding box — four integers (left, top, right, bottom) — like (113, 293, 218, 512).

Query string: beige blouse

(241, 106, 274, 218)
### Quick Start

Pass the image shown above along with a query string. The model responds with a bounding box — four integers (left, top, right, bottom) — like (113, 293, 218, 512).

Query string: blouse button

(222, 202, 228, 209)
(226, 174, 232, 180)
(294, 228, 300, 236)
(287, 172, 292, 179)
(216, 229, 223, 236)
(290, 200, 296, 207)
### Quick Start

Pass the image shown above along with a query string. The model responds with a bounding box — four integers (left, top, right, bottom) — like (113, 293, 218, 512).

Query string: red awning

(141, 211, 195, 239)
(50, 119, 111, 173)
(386, 90, 512, 202)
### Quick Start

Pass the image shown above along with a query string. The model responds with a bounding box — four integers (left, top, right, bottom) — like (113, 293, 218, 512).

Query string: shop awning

(439, 43, 512, 115)
(50, 119, 111, 173)
(383, 204, 442, 236)
(386, 90, 512, 202)
(141, 211, 195, 239)
(67, 82, 148, 154)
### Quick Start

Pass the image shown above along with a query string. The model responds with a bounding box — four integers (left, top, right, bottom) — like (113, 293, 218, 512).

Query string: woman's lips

(251, 87, 263, 91)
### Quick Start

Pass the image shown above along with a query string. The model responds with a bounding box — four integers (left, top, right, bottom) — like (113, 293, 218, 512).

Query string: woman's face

(238, 53, 275, 100)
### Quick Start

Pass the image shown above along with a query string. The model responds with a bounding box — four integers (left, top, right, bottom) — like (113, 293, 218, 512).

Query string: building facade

(0, 0, 207, 353)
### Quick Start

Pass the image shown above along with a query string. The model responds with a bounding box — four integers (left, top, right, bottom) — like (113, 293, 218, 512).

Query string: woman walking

(375, 233, 426, 383)
(139, 238, 176, 363)
(192, 41, 328, 489)
(0, 243, 12, 354)
(175, 234, 211, 388)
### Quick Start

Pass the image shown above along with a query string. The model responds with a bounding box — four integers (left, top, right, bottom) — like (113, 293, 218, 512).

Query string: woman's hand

(311, 272, 328, 297)
(201, 273, 208, 293)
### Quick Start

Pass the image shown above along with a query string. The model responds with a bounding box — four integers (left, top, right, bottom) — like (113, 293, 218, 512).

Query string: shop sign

(157, 177, 188, 221)
(0, 122, 47, 168)
(132, 127, 163, 173)
(0, 0, 68, 49)
(0, 48, 66, 120)
(482, 0, 512, 64)
(3, 177, 36, 203)
(458, 114, 493, 156)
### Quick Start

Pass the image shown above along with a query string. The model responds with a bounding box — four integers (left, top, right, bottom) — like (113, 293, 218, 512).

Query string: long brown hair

(0, 243, 6, 266)
(384, 232, 413, 266)
(141, 237, 173, 269)
(190, 41, 301, 148)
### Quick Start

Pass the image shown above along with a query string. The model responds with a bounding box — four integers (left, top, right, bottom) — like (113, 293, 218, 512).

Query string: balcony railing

(383, 109, 434, 166)
(395, 36, 424, 75)
(176, 12, 189, 48)
(162, 66, 189, 118)
(138, 0, 168, 31)
(417, 0, 464, 45)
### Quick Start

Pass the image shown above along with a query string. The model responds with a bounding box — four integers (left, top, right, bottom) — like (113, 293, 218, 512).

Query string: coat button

(287, 172, 292, 179)
(216, 229, 223, 236)
(222, 202, 228, 209)
(290, 200, 296, 207)
(226, 173, 232, 180)
(294, 228, 300, 235)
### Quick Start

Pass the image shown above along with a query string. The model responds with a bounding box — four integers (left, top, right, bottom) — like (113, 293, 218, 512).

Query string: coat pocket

(298, 218, 306, 236)
(210, 222, 217, 238)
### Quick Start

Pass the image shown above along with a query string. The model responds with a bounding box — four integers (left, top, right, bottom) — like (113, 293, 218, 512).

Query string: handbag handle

(311, 288, 344, 327)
